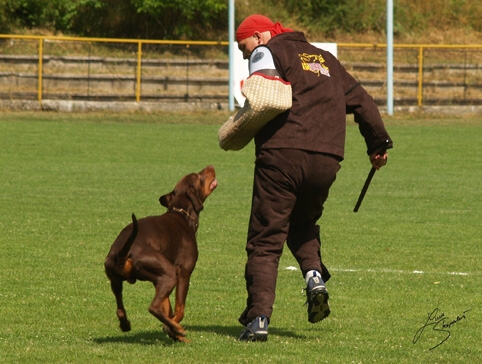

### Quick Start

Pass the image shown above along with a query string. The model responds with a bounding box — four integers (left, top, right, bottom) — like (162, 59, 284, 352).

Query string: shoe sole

(239, 330, 268, 342)
(308, 287, 330, 323)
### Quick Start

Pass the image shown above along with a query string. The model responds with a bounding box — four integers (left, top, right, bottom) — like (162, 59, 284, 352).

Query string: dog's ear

(159, 191, 174, 208)
(187, 186, 204, 213)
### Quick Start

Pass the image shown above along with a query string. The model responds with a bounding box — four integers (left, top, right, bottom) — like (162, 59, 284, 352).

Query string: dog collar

(170, 207, 190, 218)
(169, 207, 199, 232)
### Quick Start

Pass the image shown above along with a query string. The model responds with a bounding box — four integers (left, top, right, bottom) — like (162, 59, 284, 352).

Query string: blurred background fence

(1, 34, 482, 109)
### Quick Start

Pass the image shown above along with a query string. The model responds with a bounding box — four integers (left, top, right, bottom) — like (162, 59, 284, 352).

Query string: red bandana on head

(235, 14, 293, 42)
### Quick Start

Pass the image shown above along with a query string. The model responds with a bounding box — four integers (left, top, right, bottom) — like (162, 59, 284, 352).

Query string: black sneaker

(238, 315, 269, 342)
(306, 276, 330, 323)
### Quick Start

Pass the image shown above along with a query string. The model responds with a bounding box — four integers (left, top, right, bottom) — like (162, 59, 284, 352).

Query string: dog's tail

(118, 213, 138, 258)
(120, 214, 138, 282)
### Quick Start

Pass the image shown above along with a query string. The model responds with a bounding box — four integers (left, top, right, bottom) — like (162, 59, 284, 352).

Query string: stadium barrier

(1, 34, 482, 109)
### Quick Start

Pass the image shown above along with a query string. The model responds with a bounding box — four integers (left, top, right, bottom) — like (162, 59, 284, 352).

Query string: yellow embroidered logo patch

(299, 53, 330, 77)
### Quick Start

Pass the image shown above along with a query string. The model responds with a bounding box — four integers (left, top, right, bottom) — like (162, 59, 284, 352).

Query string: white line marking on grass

(284, 267, 475, 275)
(330, 268, 471, 276)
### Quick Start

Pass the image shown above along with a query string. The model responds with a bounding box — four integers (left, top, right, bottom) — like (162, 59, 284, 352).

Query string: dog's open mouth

(209, 178, 218, 192)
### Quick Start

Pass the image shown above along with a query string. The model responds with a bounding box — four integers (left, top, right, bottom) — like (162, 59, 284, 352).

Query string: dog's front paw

(176, 336, 191, 343)
(163, 324, 188, 342)
(162, 324, 176, 338)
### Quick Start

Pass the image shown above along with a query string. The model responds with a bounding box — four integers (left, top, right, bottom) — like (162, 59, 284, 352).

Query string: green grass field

(1, 111, 481, 363)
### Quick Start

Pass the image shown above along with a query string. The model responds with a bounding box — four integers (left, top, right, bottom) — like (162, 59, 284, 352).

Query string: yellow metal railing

(1, 34, 482, 106)
(0, 34, 228, 103)
(337, 42, 482, 106)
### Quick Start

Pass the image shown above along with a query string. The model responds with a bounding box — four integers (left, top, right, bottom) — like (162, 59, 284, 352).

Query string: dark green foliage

(1, 0, 482, 39)
(2, 0, 228, 39)
(2, 0, 76, 30)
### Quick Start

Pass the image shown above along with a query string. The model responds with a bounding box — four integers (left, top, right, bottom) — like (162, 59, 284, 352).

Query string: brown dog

(104, 165, 217, 342)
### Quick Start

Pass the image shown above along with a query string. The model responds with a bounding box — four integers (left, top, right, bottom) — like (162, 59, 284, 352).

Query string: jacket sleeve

(344, 74, 393, 154)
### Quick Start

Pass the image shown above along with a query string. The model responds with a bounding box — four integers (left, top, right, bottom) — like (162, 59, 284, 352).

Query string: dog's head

(159, 165, 217, 214)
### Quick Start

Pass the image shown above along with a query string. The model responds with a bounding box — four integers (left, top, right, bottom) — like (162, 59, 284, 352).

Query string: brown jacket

(256, 32, 392, 158)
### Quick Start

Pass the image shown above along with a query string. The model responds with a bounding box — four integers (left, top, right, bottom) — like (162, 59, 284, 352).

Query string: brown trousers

(239, 148, 340, 325)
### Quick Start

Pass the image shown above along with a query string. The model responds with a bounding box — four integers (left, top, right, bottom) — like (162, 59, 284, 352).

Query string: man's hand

(370, 152, 388, 170)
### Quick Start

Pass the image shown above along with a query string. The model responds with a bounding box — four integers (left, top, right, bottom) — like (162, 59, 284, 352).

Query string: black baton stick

(353, 139, 391, 213)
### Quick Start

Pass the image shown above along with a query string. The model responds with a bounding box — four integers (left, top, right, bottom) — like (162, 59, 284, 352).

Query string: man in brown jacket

(225, 14, 393, 341)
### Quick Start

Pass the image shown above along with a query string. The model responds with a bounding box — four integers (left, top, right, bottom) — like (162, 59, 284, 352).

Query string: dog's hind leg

(110, 279, 131, 332)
